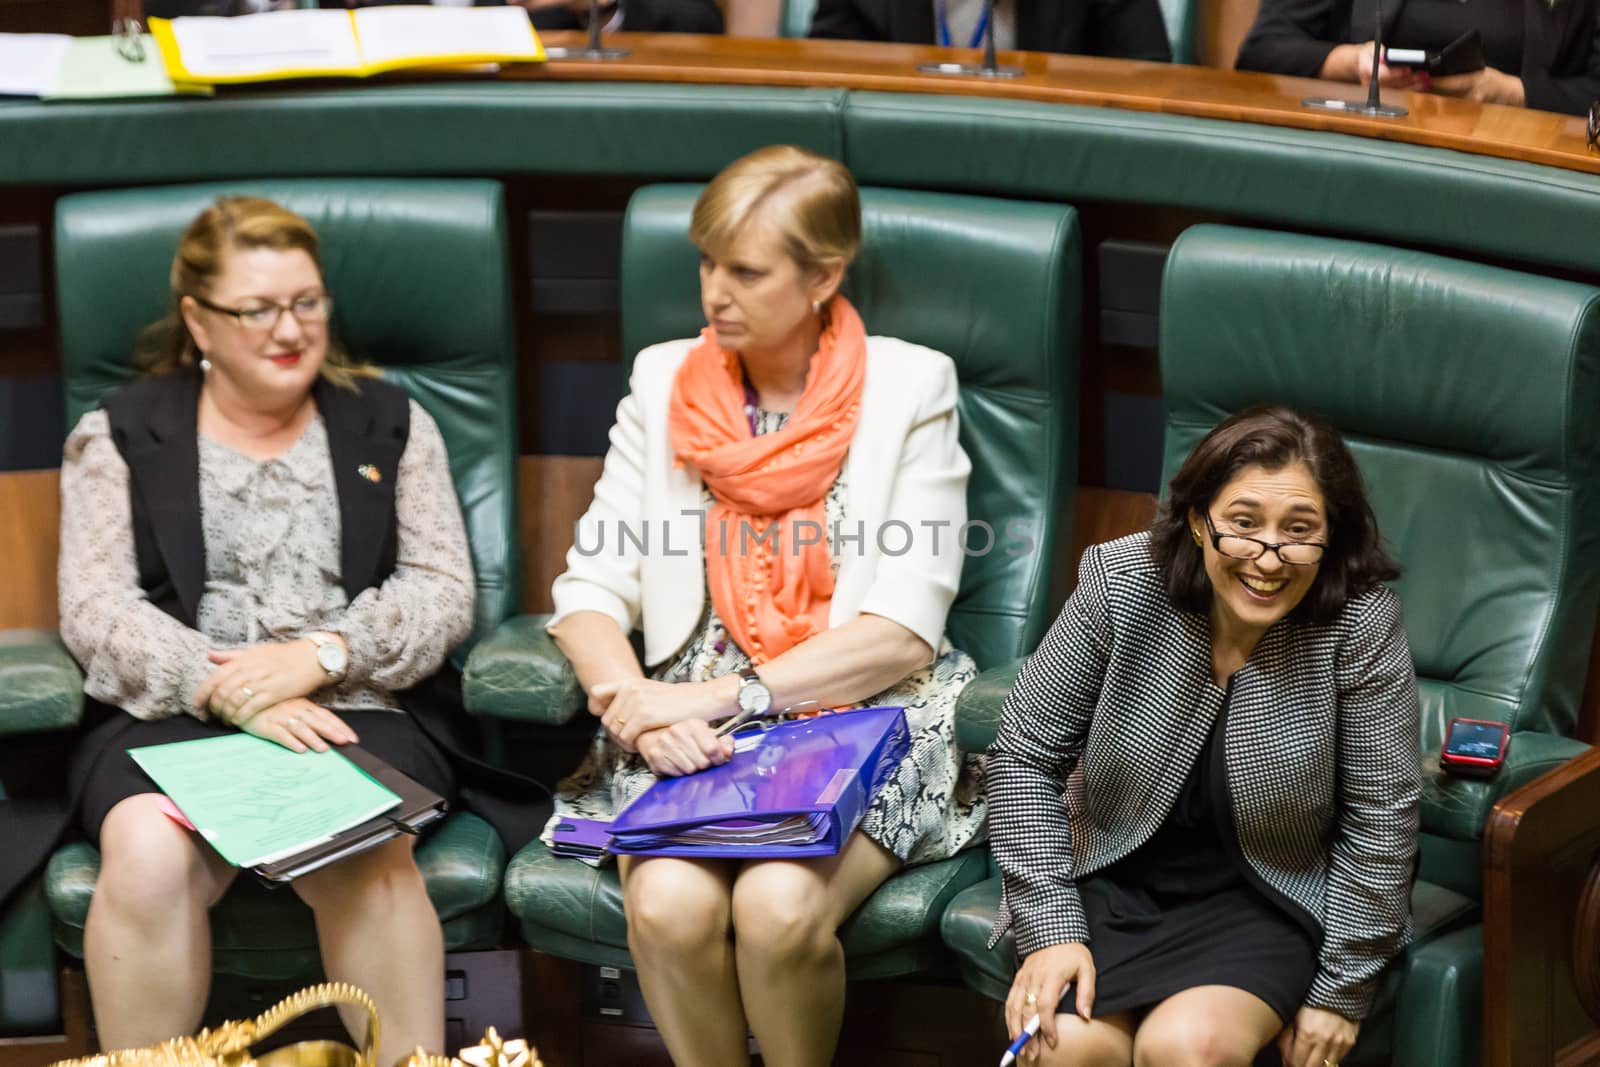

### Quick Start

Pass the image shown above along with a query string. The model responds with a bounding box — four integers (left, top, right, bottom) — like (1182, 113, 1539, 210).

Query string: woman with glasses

(989, 406, 1421, 1067)
(52, 196, 471, 1063)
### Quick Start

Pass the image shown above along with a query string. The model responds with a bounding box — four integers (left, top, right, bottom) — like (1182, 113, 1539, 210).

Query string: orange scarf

(668, 297, 867, 664)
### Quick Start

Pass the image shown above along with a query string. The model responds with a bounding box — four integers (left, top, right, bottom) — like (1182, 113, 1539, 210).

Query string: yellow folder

(149, 5, 544, 87)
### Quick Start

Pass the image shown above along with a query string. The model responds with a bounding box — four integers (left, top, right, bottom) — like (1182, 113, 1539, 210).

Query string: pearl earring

(198, 357, 212, 373)
(812, 299, 822, 314)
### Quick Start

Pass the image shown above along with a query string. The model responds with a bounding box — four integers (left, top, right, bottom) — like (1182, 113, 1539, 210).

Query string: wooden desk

(518, 31, 1599, 176)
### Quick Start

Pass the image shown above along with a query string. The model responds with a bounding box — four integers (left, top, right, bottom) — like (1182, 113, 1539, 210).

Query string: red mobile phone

(1439, 717, 1510, 778)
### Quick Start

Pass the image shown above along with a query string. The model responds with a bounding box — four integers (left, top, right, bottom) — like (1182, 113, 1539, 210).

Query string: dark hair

(1150, 405, 1399, 624)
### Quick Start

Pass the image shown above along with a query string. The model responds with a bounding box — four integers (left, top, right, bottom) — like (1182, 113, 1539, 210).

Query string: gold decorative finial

(456, 1028, 539, 1067)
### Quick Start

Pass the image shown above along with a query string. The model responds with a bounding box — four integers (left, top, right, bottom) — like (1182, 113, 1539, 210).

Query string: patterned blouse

(57, 401, 474, 721)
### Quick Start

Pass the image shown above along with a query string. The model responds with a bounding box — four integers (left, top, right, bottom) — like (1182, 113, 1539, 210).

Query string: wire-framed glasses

(191, 292, 333, 332)
(1201, 512, 1326, 566)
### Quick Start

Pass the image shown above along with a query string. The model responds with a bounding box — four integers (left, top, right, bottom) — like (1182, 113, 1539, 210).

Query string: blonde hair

(135, 196, 374, 389)
(689, 146, 861, 276)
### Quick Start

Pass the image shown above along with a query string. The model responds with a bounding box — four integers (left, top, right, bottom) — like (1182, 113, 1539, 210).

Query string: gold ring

(1024, 992, 1038, 1006)
(616, 717, 628, 727)
(1325, 1060, 1339, 1067)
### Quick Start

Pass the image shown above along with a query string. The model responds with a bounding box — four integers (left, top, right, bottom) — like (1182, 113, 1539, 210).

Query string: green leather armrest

(954, 660, 1022, 754)
(1424, 731, 1591, 843)
(0, 632, 83, 738)
(461, 614, 584, 726)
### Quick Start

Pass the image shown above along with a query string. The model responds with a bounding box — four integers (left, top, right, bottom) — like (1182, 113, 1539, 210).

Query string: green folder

(129, 733, 401, 869)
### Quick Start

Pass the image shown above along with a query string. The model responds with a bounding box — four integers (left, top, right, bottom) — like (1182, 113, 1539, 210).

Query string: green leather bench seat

(941, 225, 1600, 1067)
(45, 814, 504, 981)
(507, 841, 990, 979)
(7, 85, 1600, 280)
(0, 632, 83, 737)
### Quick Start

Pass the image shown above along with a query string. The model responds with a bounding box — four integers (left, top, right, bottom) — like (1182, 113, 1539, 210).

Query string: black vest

(102, 370, 411, 624)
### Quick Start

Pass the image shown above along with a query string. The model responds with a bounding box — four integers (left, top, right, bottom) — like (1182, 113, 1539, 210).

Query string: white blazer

(550, 335, 971, 667)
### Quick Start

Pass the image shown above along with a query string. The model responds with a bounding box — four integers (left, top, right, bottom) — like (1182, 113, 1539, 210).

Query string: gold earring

(812, 299, 822, 314)
(1192, 527, 1203, 546)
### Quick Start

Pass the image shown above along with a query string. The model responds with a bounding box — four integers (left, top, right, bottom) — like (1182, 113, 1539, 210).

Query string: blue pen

(999, 1013, 1042, 1067)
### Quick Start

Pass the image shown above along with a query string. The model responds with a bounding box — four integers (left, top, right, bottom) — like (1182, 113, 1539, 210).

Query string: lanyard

(935, 0, 991, 48)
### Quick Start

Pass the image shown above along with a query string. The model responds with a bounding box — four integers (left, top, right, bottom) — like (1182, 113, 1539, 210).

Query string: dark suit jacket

(1235, 0, 1600, 114)
(810, 0, 1173, 62)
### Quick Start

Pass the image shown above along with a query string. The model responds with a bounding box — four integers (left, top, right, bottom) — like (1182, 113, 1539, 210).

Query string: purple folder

(607, 706, 910, 859)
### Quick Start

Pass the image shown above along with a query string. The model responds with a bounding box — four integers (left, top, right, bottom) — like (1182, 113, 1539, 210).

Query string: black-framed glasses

(1587, 101, 1599, 154)
(190, 292, 332, 332)
(1201, 512, 1326, 566)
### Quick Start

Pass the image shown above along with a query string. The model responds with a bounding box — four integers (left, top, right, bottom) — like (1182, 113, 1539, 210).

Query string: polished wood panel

(519, 455, 604, 617)
(0, 469, 58, 632)
(507, 32, 1600, 176)
(1484, 745, 1600, 1066)
(1203, 0, 1261, 70)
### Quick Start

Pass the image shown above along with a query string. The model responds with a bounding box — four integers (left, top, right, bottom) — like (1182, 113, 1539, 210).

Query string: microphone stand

(544, 0, 628, 61)
(916, 0, 1023, 79)
(1303, 7, 1406, 116)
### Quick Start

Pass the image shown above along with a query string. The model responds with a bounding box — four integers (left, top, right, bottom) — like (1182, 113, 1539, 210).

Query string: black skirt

(71, 707, 456, 843)
(1058, 703, 1319, 1031)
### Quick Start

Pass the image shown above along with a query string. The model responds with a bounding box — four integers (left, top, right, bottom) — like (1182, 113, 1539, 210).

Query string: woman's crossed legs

(619, 829, 900, 1067)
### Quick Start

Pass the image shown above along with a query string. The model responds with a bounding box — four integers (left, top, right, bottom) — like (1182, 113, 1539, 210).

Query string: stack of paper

(150, 5, 544, 86)
(0, 33, 206, 99)
(129, 733, 402, 869)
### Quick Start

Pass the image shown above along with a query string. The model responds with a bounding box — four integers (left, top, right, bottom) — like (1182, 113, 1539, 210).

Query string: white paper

(0, 34, 71, 96)
(169, 10, 362, 78)
(353, 5, 538, 68)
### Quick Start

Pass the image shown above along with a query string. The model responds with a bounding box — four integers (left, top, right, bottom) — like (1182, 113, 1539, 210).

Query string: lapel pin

(358, 464, 383, 484)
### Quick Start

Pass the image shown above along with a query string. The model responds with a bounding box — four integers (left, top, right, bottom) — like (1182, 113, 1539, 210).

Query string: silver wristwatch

(736, 666, 772, 718)
(304, 631, 348, 682)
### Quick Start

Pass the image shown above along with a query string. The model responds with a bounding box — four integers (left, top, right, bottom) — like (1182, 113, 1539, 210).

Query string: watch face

(317, 643, 348, 676)
(738, 680, 772, 716)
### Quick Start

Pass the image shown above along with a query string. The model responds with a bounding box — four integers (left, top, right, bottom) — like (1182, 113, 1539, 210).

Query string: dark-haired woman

(988, 405, 1421, 1067)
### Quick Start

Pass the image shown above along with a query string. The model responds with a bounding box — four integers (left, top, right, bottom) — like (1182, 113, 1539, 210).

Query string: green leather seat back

(1159, 225, 1600, 875)
(619, 185, 1080, 671)
(782, 0, 817, 37)
(53, 180, 521, 645)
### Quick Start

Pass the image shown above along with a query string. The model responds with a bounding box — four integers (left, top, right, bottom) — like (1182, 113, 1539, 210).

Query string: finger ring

(289, 715, 302, 726)
(1325, 1061, 1339, 1067)
(1024, 992, 1038, 1006)
(616, 717, 628, 727)
(241, 686, 254, 699)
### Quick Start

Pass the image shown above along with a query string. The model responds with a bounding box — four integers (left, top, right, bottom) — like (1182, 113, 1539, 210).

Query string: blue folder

(607, 705, 910, 858)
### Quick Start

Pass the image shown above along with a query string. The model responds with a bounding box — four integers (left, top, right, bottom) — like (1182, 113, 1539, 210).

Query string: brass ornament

(48, 984, 543, 1067)
(49, 983, 379, 1067)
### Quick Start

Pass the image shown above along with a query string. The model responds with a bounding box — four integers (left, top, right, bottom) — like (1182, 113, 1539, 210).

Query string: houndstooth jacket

(986, 532, 1422, 1019)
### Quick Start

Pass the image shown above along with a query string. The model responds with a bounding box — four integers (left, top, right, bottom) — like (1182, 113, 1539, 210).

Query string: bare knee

(729, 875, 834, 965)
(1134, 1021, 1255, 1067)
(292, 837, 423, 912)
(623, 862, 732, 959)
(1036, 1014, 1133, 1067)
(94, 795, 230, 920)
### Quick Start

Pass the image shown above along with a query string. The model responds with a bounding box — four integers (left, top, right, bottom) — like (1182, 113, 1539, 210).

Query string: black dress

(1058, 699, 1320, 1029)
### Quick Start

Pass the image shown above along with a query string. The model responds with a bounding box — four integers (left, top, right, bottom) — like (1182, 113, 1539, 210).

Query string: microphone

(916, 0, 1024, 80)
(543, 0, 629, 61)
(1302, 3, 1407, 116)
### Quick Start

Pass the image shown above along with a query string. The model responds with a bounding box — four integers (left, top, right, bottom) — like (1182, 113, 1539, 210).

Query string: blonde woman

(549, 145, 985, 1066)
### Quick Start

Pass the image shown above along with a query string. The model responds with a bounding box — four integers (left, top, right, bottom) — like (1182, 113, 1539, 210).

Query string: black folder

(251, 745, 447, 884)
